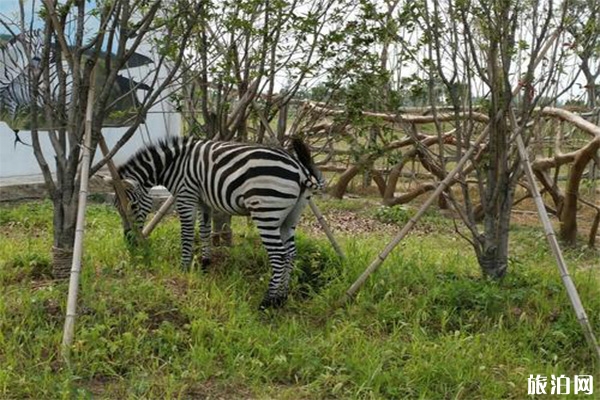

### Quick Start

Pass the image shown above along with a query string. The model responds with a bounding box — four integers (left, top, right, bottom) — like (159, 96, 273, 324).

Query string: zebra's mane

(117, 135, 198, 177)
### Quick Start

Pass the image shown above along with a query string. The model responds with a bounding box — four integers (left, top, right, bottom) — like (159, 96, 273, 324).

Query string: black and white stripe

(0, 30, 42, 88)
(116, 137, 324, 308)
(0, 29, 73, 119)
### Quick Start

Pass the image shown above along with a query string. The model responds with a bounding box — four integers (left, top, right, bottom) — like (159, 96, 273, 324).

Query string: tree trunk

(362, 125, 379, 188)
(479, 186, 513, 278)
(560, 154, 598, 244)
(477, 25, 518, 279)
(437, 191, 449, 210)
(589, 211, 600, 248)
(330, 165, 360, 199)
(371, 170, 387, 197)
(580, 62, 597, 108)
(51, 187, 78, 279)
(277, 104, 288, 145)
(383, 183, 437, 206)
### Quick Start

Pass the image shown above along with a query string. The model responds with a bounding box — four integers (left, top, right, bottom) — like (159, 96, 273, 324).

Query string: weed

(373, 204, 411, 225)
(0, 199, 598, 398)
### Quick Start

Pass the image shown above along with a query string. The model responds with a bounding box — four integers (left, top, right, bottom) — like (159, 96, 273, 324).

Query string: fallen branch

(330, 132, 459, 199)
(304, 101, 490, 124)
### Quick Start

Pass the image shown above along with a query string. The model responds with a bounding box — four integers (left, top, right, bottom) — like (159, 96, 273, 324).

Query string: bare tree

(405, 0, 571, 277)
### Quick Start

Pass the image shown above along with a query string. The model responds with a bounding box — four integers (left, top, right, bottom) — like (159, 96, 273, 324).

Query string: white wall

(0, 102, 181, 181)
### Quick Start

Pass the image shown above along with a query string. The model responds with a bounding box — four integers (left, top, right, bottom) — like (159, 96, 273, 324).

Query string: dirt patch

(300, 210, 396, 236)
(80, 375, 126, 398)
(42, 298, 62, 321)
(513, 197, 600, 242)
(164, 276, 191, 298)
(147, 306, 190, 330)
(0, 264, 57, 290)
(184, 378, 255, 400)
(199, 247, 234, 274)
(302, 195, 600, 245)
(0, 182, 48, 202)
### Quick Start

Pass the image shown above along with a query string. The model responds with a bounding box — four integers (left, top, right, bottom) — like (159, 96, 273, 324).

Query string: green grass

(0, 199, 599, 399)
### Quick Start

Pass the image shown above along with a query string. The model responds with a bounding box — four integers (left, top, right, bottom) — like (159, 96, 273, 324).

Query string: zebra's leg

(279, 194, 310, 298)
(280, 225, 296, 298)
(254, 222, 288, 309)
(198, 206, 212, 272)
(176, 199, 197, 271)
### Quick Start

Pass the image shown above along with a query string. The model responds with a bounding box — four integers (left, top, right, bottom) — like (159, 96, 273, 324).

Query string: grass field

(0, 198, 599, 399)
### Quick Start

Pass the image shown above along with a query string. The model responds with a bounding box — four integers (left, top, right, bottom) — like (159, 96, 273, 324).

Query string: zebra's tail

(291, 137, 325, 191)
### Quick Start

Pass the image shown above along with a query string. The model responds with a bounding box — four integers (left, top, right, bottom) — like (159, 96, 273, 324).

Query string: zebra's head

(111, 177, 152, 244)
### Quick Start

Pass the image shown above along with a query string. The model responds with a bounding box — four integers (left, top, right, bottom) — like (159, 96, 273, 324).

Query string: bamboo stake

(342, 29, 561, 304)
(343, 126, 490, 302)
(143, 194, 176, 237)
(511, 111, 600, 363)
(309, 198, 345, 259)
(62, 66, 96, 354)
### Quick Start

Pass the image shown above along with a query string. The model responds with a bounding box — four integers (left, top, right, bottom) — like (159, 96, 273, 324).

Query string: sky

(0, 0, 45, 34)
(0, 0, 101, 47)
(1, 0, 592, 105)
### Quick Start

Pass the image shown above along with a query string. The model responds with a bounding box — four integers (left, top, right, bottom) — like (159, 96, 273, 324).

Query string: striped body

(116, 137, 323, 308)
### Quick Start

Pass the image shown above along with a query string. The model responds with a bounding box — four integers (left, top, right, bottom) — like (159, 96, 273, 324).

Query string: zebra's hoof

(124, 229, 138, 247)
(258, 294, 287, 310)
(201, 257, 210, 272)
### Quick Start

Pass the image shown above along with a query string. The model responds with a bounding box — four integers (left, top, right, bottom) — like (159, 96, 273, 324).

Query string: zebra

(113, 136, 324, 309)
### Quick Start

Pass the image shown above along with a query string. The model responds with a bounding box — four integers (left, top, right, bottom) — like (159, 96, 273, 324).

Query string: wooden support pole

(309, 198, 345, 260)
(100, 134, 175, 239)
(511, 111, 600, 363)
(62, 66, 95, 355)
(143, 194, 176, 237)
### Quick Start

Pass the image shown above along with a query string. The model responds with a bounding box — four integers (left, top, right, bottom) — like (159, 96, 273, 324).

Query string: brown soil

(300, 209, 396, 236)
